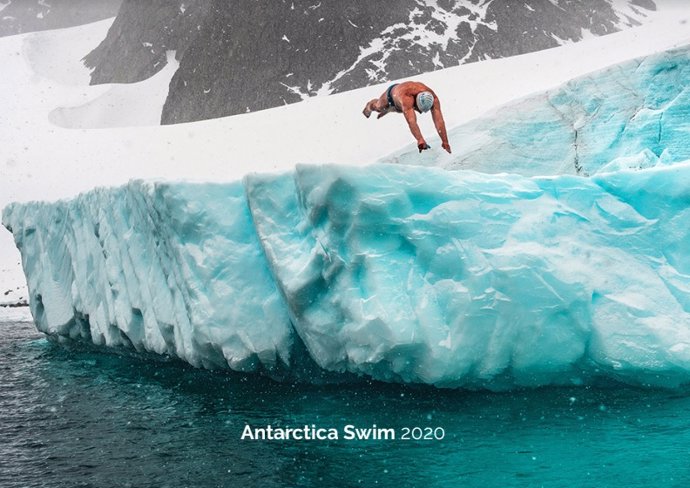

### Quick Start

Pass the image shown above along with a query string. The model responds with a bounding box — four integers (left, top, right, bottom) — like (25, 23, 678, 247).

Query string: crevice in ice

(573, 128, 584, 175)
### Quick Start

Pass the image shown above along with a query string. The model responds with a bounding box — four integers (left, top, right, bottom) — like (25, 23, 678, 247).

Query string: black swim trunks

(386, 83, 398, 110)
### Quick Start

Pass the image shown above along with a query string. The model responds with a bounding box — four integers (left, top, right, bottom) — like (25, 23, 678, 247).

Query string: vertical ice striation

(2, 182, 294, 372)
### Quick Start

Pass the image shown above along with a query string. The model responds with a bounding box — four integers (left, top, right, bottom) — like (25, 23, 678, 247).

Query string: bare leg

(362, 94, 389, 118)
(363, 98, 377, 118)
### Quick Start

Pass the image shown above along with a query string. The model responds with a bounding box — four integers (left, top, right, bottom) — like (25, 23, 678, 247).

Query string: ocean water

(2, 315, 690, 488)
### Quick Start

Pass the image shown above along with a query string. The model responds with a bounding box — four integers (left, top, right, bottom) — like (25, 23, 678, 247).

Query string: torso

(390, 81, 433, 113)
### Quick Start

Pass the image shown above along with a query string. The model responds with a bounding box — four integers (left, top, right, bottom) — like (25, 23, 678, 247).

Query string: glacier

(383, 46, 690, 177)
(5, 162, 690, 389)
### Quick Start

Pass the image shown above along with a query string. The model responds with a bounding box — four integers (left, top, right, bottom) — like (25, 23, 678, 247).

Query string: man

(363, 81, 452, 154)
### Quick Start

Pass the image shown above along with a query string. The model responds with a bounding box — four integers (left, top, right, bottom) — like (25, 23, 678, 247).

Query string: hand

(417, 141, 430, 153)
(442, 142, 452, 154)
(362, 107, 372, 118)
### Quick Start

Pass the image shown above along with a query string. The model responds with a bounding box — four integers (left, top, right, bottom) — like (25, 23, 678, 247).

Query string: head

(416, 91, 434, 113)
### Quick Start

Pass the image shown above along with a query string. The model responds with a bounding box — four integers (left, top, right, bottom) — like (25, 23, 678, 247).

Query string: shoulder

(399, 81, 431, 91)
(403, 82, 438, 99)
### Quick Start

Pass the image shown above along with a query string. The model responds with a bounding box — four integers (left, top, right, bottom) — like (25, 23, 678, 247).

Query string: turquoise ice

(5, 162, 690, 389)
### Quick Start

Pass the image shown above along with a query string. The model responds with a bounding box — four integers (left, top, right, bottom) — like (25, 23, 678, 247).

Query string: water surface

(2, 317, 690, 487)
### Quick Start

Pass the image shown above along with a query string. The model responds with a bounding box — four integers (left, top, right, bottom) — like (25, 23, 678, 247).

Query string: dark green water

(2, 318, 690, 488)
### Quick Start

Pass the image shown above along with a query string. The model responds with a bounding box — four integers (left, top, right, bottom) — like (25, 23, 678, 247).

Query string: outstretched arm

(403, 108, 429, 152)
(431, 100, 451, 154)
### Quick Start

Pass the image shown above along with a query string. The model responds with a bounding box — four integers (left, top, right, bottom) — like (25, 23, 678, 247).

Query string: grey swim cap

(416, 91, 434, 112)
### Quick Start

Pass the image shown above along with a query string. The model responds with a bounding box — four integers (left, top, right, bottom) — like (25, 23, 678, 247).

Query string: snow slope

(49, 50, 179, 129)
(1, 5, 690, 306)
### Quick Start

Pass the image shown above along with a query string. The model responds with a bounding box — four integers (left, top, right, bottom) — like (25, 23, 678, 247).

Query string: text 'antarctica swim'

(241, 424, 446, 441)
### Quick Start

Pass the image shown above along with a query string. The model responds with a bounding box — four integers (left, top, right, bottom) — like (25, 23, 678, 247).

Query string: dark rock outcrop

(82, 0, 657, 123)
(83, 0, 208, 84)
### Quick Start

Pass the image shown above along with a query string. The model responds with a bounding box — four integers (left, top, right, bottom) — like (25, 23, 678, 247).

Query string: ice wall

(6, 163, 690, 389)
(383, 46, 690, 177)
(2, 183, 294, 372)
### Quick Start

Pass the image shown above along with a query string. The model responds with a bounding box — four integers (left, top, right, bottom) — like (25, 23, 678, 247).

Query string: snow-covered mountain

(0, 0, 121, 37)
(84, 0, 659, 123)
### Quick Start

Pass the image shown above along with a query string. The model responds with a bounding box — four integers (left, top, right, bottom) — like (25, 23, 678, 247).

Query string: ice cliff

(5, 162, 690, 389)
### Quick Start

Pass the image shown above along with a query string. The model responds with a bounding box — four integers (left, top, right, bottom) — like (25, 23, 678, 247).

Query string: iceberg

(383, 46, 690, 177)
(5, 44, 690, 390)
(5, 162, 690, 389)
